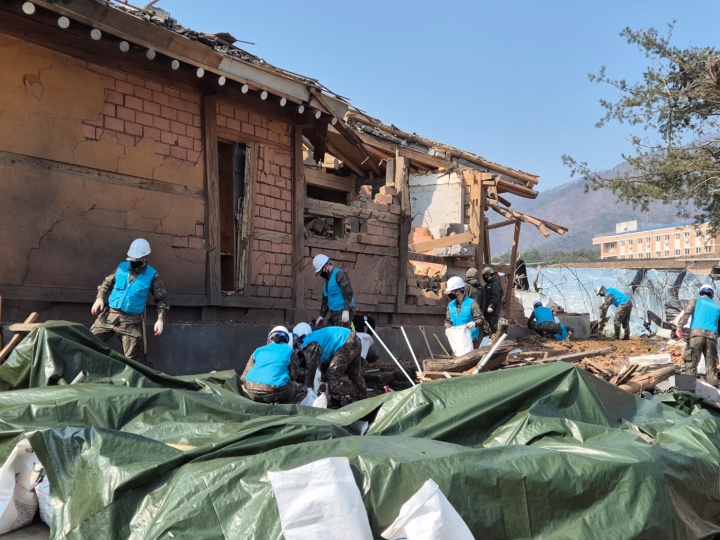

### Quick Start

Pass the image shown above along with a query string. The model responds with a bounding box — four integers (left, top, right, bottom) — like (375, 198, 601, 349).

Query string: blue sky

(164, 0, 719, 191)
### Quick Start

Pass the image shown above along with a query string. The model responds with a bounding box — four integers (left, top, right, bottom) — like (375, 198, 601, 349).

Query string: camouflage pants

(614, 302, 632, 338)
(683, 331, 719, 386)
(326, 308, 355, 329)
(530, 320, 563, 338)
(244, 381, 309, 404)
(326, 333, 367, 407)
(90, 309, 144, 360)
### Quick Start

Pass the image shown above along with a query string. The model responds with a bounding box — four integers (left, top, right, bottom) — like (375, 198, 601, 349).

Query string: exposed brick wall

(77, 59, 202, 164)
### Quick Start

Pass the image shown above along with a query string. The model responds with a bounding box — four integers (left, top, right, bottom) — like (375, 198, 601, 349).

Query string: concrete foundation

(557, 313, 591, 339)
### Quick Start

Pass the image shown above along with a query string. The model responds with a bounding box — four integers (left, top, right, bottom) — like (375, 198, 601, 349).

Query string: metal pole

(400, 326, 423, 375)
(364, 317, 416, 387)
(472, 333, 507, 374)
(70, 370, 89, 384)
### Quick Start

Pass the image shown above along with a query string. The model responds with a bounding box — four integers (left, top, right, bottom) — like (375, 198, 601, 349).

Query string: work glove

(466, 321, 476, 329)
(676, 327, 683, 339)
(91, 298, 105, 315)
(315, 316, 325, 328)
(341, 310, 350, 324)
(154, 320, 164, 336)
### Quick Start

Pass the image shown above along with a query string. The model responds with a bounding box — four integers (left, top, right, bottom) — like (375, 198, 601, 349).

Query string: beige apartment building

(593, 220, 720, 260)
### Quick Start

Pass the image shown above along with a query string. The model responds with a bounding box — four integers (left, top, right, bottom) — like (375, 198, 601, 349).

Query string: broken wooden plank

(0, 313, 39, 364)
(304, 167, 355, 193)
(409, 231, 475, 253)
(552, 347, 614, 363)
(1, 323, 41, 333)
(617, 365, 677, 395)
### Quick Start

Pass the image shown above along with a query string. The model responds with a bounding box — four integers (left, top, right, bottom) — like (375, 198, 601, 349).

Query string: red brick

(105, 89, 124, 105)
(186, 126, 201, 139)
(254, 127, 268, 139)
(270, 287, 282, 298)
(195, 223, 204, 236)
(267, 131, 281, 143)
(186, 149, 201, 163)
(241, 122, 254, 135)
(177, 135, 194, 149)
(259, 240, 271, 251)
(259, 206, 271, 218)
(146, 81, 163, 92)
(170, 121, 186, 135)
(186, 102, 201, 116)
(188, 236, 204, 249)
(217, 115, 227, 127)
(193, 115, 201, 128)
(161, 106, 178, 120)
(126, 74, 145, 88)
(281, 265, 291, 276)
(169, 96, 186, 111)
(136, 111, 154, 127)
(227, 118, 241, 132)
(82, 124, 97, 139)
(172, 236, 188, 248)
(101, 103, 116, 116)
(180, 90, 199, 104)
(116, 133, 137, 147)
(115, 80, 133, 95)
(107, 69, 126, 81)
(125, 95, 143, 111)
(134, 86, 152, 101)
(116, 106, 135, 122)
(143, 126, 161, 140)
(153, 91, 170, 106)
(164, 87, 180, 98)
(155, 141, 171, 155)
(104, 116, 124, 131)
(177, 110, 193, 125)
(154, 116, 170, 131)
(143, 101, 161, 116)
(375, 194, 393, 204)
(193, 139, 202, 151)
(125, 122, 143, 136)
(248, 113, 262, 126)
(87, 63, 108, 76)
(161, 131, 178, 145)
(170, 146, 187, 160)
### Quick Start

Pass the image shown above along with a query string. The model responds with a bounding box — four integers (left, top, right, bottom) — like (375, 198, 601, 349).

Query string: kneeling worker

(677, 285, 720, 387)
(299, 325, 367, 408)
(239, 326, 308, 404)
(444, 276, 487, 346)
(90, 238, 168, 361)
(527, 301, 573, 341)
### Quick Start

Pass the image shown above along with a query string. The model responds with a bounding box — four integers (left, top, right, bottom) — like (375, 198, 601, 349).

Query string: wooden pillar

(503, 220, 522, 318)
(476, 183, 487, 269)
(395, 152, 410, 314)
(291, 126, 306, 315)
(202, 95, 221, 305)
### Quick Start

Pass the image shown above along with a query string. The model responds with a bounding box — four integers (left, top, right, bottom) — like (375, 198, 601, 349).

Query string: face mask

(448, 292, 457, 301)
(319, 269, 330, 279)
(130, 259, 146, 270)
(483, 274, 491, 282)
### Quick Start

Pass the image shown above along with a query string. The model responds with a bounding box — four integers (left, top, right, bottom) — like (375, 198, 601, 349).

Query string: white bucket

(445, 327, 473, 357)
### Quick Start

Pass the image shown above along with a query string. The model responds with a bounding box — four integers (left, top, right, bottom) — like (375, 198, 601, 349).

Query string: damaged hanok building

(0, 0, 566, 372)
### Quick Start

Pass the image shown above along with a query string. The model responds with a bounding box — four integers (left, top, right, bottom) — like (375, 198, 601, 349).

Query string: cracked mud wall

(0, 35, 205, 294)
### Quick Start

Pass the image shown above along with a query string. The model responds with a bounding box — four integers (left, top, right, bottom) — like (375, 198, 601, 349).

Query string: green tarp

(1, 322, 720, 538)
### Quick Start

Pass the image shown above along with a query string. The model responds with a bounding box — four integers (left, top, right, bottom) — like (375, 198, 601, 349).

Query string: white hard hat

(446, 276, 465, 293)
(594, 285, 605, 295)
(127, 238, 151, 259)
(292, 322, 312, 340)
(700, 284, 715, 297)
(268, 325, 293, 348)
(312, 254, 330, 274)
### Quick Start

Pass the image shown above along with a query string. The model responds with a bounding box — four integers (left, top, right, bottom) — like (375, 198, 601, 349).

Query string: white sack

(0, 439, 42, 535)
(267, 456, 372, 540)
(445, 326, 473, 357)
(382, 478, 473, 540)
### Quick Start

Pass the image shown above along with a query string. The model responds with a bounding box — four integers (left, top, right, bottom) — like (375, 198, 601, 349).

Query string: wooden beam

(1, 323, 41, 333)
(496, 179, 538, 199)
(292, 127, 306, 312)
(304, 167, 355, 193)
(487, 219, 519, 230)
(0, 313, 39, 364)
(395, 153, 411, 313)
(203, 95, 222, 305)
(552, 347, 615, 363)
(409, 231, 475, 253)
(503, 220, 522, 318)
(476, 182, 487, 267)
(355, 132, 452, 170)
(305, 198, 400, 225)
(469, 182, 481, 244)
(325, 142, 365, 177)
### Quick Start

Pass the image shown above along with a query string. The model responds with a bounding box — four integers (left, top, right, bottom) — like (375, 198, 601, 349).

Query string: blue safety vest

(245, 342, 293, 386)
(303, 326, 351, 363)
(606, 288, 630, 307)
(108, 262, 156, 314)
(553, 325, 568, 341)
(449, 296, 478, 339)
(533, 306, 555, 324)
(690, 296, 720, 333)
(323, 268, 355, 312)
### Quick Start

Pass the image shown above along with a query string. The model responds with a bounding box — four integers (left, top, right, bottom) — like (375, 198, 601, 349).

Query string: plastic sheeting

(1, 322, 720, 539)
(525, 267, 711, 335)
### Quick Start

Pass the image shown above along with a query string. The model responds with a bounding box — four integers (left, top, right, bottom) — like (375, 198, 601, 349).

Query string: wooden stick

(419, 326, 434, 359)
(618, 365, 676, 395)
(472, 333, 507, 374)
(0, 312, 39, 364)
(433, 333, 450, 356)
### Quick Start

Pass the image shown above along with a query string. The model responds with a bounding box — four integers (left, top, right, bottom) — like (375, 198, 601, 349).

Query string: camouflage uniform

(239, 350, 308, 404)
(444, 296, 488, 345)
(90, 264, 169, 360)
(677, 297, 720, 386)
(600, 294, 632, 339)
(304, 332, 367, 408)
(320, 268, 355, 328)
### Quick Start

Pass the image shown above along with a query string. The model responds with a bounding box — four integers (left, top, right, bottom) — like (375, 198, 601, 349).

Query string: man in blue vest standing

(299, 325, 367, 408)
(239, 326, 308, 404)
(90, 238, 168, 360)
(444, 276, 487, 346)
(313, 254, 355, 329)
(527, 301, 573, 341)
(595, 285, 632, 340)
(676, 285, 720, 387)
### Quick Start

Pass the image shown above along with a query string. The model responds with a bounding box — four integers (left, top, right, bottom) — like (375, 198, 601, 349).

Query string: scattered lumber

(617, 365, 677, 395)
(611, 364, 638, 386)
(551, 347, 614, 363)
(421, 341, 517, 373)
(0, 312, 39, 364)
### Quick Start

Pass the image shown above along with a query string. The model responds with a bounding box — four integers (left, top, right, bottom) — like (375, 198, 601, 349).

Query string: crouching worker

(595, 285, 632, 340)
(299, 326, 367, 408)
(677, 285, 720, 387)
(239, 326, 308, 404)
(444, 276, 487, 346)
(527, 301, 573, 341)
